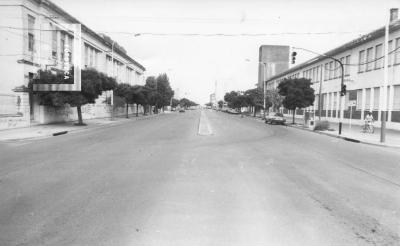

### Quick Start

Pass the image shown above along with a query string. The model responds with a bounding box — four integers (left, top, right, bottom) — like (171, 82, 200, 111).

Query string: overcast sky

(53, 0, 399, 104)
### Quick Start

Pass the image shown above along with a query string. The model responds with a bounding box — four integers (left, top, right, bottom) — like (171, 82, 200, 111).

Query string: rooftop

(265, 19, 400, 83)
(34, 0, 145, 71)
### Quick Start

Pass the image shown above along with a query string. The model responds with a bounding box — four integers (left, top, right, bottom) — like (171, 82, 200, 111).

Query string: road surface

(0, 110, 399, 246)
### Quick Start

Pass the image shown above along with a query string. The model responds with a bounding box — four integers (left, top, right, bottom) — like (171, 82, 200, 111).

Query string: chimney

(390, 8, 398, 22)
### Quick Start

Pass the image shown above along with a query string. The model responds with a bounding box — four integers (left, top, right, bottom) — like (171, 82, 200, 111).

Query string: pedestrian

(363, 112, 374, 133)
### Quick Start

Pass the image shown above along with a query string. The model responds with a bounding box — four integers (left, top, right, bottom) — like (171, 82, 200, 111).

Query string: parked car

(265, 113, 286, 125)
(226, 108, 240, 114)
(179, 109, 185, 113)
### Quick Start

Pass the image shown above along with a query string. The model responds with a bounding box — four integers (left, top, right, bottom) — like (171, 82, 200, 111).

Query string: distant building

(265, 12, 400, 130)
(210, 93, 216, 108)
(258, 45, 290, 88)
(0, 0, 145, 129)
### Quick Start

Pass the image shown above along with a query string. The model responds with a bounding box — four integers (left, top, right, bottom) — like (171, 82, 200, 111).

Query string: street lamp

(244, 59, 268, 119)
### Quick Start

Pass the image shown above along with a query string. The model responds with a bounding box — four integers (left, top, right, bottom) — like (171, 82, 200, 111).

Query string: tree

(224, 91, 247, 111)
(180, 98, 198, 108)
(265, 88, 283, 112)
(224, 91, 239, 109)
(114, 83, 136, 118)
(144, 76, 159, 114)
(131, 85, 145, 117)
(155, 74, 174, 111)
(144, 74, 174, 113)
(244, 88, 264, 116)
(278, 78, 315, 124)
(171, 98, 180, 108)
(217, 100, 224, 109)
(32, 68, 117, 125)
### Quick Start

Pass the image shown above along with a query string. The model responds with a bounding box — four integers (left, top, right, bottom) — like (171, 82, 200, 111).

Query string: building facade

(265, 18, 400, 130)
(258, 45, 290, 88)
(0, 0, 145, 129)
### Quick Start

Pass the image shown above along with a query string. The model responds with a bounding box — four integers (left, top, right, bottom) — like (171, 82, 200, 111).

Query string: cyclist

(363, 112, 374, 133)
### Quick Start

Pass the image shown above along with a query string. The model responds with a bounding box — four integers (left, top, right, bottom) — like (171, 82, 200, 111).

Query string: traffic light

(291, 51, 297, 64)
(340, 84, 347, 96)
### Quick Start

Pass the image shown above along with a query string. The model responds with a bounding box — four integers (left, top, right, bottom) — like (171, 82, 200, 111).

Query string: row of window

(323, 55, 351, 81)
(26, 14, 142, 85)
(303, 65, 321, 83)
(358, 38, 400, 73)
(315, 86, 400, 111)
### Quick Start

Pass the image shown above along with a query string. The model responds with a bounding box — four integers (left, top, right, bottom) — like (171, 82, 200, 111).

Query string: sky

(52, 0, 399, 104)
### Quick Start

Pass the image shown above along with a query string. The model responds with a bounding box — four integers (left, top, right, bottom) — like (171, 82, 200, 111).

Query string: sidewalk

(322, 122, 400, 148)
(0, 113, 163, 142)
(284, 116, 400, 148)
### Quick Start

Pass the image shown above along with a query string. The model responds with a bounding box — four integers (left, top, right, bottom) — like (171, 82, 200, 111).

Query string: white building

(265, 15, 400, 130)
(0, 0, 145, 129)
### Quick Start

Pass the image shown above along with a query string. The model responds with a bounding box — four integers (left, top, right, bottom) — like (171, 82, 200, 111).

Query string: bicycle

(361, 122, 374, 133)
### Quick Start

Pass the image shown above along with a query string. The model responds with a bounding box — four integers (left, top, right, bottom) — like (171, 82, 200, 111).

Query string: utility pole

(262, 62, 267, 119)
(381, 9, 394, 143)
(338, 61, 345, 135)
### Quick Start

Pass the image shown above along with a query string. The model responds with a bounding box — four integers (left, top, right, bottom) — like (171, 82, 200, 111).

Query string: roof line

(34, 0, 145, 71)
(265, 19, 400, 83)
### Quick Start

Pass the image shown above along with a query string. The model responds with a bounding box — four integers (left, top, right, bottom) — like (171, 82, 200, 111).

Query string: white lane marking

(198, 110, 213, 136)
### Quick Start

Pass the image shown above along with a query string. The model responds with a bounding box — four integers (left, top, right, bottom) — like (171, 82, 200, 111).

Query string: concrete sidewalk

(322, 122, 400, 148)
(243, 112, 400, 148)
(0, 113, 163, 142)
(283, 116, 400, 148)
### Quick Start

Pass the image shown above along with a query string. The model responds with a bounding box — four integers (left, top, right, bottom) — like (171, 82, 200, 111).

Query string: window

(333, 61, 339, 78)
(345, 55, 351, 75)
(324, 63, 329, 80)
(339, 58, 344, 78)
(358, 50, 365, 72)
(68, 36, 73, 64)
(28, 15, 35, 52)
(394, 85, 400, 110)
(366, 47, 374, 71)
(89, 48, 94, 67)
(28, 34, 34, 52)
(322, 94, 327, 110)
(312, 67, 316, 82)
(333, 92, 338, 109)
(84, 45, 89, 67)
(60, 33, 65, 61)
(395, 38, 400, 64)
(388, 40, 393, 66)
(365, 88, 371, 110)
(329, 61, 333, 79)
(375, 44, 383, 69)
(373, 87, 380, 110)
(51, 23, 57, 59)
(356, 90, 363, 110)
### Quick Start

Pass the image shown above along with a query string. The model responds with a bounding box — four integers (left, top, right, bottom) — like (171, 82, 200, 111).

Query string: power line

(294, 46, 400, 71)
(0, 25, 369, 36)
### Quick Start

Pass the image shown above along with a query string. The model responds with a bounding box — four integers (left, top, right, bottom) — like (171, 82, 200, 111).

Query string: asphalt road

(1, 110, 399, 246)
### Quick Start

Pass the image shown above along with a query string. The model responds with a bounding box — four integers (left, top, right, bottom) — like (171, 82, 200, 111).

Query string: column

(361, 88, 366, 120)
(370, 87, 374, 113)
(388, 85, 394, 122)
(330, 92, 334, 119)
(336, 92, 340, 122)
